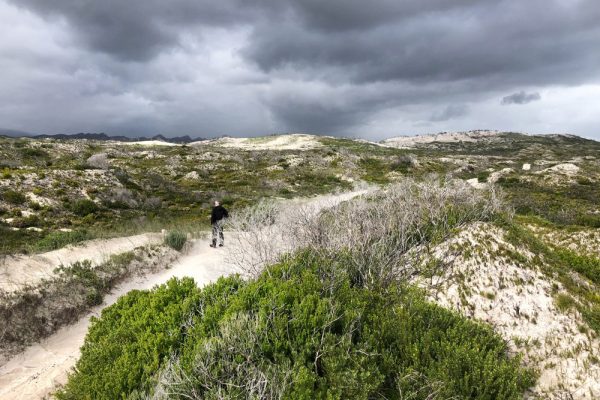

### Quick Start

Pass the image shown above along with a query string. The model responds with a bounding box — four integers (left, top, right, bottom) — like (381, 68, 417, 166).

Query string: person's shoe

(210, 243, 216, 248)
(219, 244, 224, 247)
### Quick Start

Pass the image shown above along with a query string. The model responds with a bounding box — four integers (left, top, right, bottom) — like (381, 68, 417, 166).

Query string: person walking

(210, 200, 229, 248)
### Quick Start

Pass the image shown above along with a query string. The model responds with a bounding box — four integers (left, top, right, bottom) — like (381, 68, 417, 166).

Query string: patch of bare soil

(423, 223, 600, 399)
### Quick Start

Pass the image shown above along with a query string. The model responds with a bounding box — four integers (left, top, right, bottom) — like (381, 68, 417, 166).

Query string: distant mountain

(0, 128, 37, 137)
(380, 130, 596, 149)
(4, 131, 206, 144)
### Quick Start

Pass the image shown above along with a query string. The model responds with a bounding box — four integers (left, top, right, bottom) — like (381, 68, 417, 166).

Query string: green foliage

(576, 176, 592, 185)
(499, 177, 600, 228)
(359, 157, 390, 184)
(20, 147, 50, 158)
(164, 230, 187, 251)
(56, 278, 201, 400)
(59, 253, 534, 399)
(12, 214, 41, 228)
(35, 229, 92, 251)
(70, 199, 100, 216)
(555, 293, 576, 312)
(0, 225, 44, 254)
(552, 247, 600, 285)
(1, 189, 26, 205)
(477, 170, 491, 182)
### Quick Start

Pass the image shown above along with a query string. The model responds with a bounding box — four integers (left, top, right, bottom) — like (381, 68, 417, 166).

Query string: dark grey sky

(1, 0, 599, 139)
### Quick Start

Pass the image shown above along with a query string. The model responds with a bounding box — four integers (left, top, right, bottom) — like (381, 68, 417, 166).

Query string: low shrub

(553, 247, 600, 285)
(164, 230, 187, 251)
(12, 214, 41, 228)
(56, 278, 201, 400)
(555, 293, 576, 312)
(70, 199, 100, 216)
(35, 229, 92, 251)
(359, 157, 390, 184)
(1, 189, 26, 205)
(57, 252, 535, 399)
(20, 147, 49, 158)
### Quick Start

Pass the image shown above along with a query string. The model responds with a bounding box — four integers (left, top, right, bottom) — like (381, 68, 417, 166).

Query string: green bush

(555, 293, 576, 312)
(164, 230, 187, 251)
(359, 157, 390, 184)
(1, 189, 26, 205)
(20, 147, 49, 158)
(35, 230, 92, 251)
(70, 199, 99, 216)
(12, 214, 41, 228)
(477, 170, 491, 182)
(58, 252, 534, 399)
(553, 247, 600, 285)
(56, 278, 201, 400)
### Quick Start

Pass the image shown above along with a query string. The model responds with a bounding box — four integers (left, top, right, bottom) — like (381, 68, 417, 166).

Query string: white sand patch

(353, 138, 391, 148)
(424, 223, 600, 399)
(488, 167, 514, 183)
(265, 165, 284, 172)
(382, 130, 501, 148)
(118, 140, 179, 147)
(135, 150, 166, 159)
(466, 177, 487, 189)
(198, 134, 323, 151)
(0, 233, 163, 292)
(534, 163, 581, 185)
(183, 171, 200, 180)
(539, 163, 580, 175)
(438, 157, 461, 164)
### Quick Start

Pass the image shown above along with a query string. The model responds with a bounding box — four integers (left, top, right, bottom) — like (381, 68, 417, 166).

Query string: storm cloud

(430, 105, 470, 122)
(502, 91, 542, 105)
(1, 0, 600, 139)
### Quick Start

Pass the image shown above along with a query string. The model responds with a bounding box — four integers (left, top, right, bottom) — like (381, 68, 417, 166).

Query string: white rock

(183, 171, 200, 180)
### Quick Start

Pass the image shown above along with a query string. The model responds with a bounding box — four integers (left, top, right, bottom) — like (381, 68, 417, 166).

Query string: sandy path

(0, 238, 233, 400)
(0, 233, 163, 292)
(0, 189, 368, 400)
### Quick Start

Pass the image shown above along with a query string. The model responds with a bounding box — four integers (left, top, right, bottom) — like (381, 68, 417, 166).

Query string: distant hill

(0, 128, 37, 137)
(0, 130, 205, 144)
(381, 130, 597, 149)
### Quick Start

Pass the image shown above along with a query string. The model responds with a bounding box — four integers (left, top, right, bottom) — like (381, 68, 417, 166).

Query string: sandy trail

(0, 189, 368, 400)
(0, 238, 231, 400)
(0, 233, 163, 292)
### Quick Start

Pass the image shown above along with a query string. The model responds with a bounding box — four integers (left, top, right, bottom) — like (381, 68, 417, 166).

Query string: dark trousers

(212, 222, 224, 246)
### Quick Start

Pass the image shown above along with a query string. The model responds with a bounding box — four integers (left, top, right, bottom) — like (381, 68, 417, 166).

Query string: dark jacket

(211, 205, 229, 225)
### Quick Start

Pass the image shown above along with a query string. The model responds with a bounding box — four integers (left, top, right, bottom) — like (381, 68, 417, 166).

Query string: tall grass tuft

(164, 230, 187, 251)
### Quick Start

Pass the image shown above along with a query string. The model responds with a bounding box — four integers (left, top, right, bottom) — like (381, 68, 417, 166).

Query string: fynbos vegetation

(56, 179, 535, 399)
